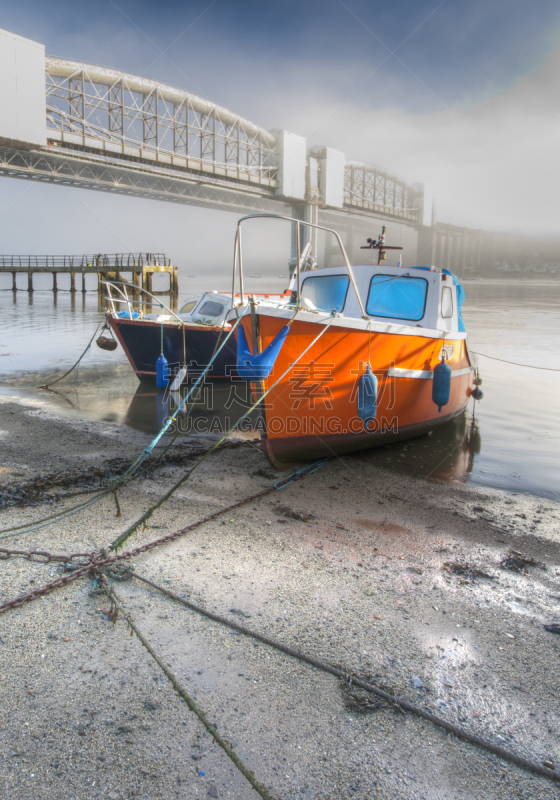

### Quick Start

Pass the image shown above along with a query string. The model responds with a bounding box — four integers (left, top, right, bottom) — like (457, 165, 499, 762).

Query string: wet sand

(1, 393, 560, 800)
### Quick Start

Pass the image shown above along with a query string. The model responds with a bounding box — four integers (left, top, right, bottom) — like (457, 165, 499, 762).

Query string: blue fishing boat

(104, 283, 237, 381)
(103, 282, 289, 383)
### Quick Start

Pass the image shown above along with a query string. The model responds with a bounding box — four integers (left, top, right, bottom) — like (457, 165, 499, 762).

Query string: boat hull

(109, 317, 238, 381)
(241, 314, 475, 467)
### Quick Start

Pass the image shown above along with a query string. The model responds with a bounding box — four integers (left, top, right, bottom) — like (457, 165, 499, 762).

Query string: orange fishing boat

(229, 215, 481, 468)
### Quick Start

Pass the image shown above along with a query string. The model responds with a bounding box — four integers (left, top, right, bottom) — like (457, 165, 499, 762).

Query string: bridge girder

(0, 144, 289, 215)
(46, 58, 279, 193)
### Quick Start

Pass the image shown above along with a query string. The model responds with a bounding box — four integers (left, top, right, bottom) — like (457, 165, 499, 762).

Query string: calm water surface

(0, 280, 559, 501)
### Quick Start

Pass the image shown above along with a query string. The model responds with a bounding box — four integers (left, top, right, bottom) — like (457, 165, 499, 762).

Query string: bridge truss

(343, 162, 418, 222)
(45, 59, 278, 191)
(0, 47, 421, 225)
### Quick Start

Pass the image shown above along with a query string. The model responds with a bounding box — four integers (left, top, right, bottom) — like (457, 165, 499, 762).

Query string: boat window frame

(441, 285, 454, 318)
(300, 273, 351, 313)
(366, 273, 429, 322)
(179, 298, 200, 315)
(197, 299, 227, 319)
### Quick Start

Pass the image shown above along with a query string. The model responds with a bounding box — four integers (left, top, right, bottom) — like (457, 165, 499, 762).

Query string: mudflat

(1, 394, 559, 800)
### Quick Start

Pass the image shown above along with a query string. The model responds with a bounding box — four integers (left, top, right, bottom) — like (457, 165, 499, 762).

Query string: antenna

(361, 225, 404, 266)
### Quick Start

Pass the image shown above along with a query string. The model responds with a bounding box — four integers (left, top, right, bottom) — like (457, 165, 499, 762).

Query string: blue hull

(110, 317, 238, 381)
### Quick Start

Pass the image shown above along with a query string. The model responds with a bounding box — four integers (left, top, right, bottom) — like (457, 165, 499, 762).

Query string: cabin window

(366, 275, 428, 321)
(441, 286, 453, 318)
(198, 300, 225, 317)
(300, 275, 350, 312)
(180, 299, 198, 314)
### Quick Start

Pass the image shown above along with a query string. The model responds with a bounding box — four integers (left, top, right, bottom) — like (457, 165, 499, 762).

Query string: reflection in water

(124, 379, 482, 485)
(124, 378, 259, 436)
(362, 408, 482, 484)
(1, 280, 559, 500)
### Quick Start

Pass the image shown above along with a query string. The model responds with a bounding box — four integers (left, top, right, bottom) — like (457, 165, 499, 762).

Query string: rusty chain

(2, 462, 560, 788)
(0, 547, 93, 565)
(0, 459, 327, 615)
(0, 485, 277, 615)
(0, 563, 95, 613)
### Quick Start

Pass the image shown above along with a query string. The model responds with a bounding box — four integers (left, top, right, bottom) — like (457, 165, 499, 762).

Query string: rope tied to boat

(110, 311, 338, 551)
(38, 320, 103, 390)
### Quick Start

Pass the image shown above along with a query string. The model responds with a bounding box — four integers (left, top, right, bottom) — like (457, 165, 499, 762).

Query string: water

(0, 280, 559, 501)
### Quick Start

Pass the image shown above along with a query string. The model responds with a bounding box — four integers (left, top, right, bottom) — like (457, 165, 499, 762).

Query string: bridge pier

(27, 272, 33, 292)
(52, 272, 58, 292)
(11, 272, 16, 291)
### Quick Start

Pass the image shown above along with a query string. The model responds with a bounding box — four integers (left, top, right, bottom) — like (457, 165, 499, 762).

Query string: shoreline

(0, 394, 559, 799)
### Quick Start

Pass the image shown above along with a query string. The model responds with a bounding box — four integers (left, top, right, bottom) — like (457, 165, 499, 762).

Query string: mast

(361, 225, 403, 266)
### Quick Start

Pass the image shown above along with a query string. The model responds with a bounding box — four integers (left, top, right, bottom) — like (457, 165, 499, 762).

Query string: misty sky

(1, 0, 559, 271)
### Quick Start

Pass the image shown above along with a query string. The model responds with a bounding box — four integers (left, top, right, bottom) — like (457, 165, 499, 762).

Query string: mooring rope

(128, 570, 560, 786)
(0, 307, 250, 539)
(109, 312, 338, 551)
(106, 585, 275, 800)
(473, 351, 560, 371)
(108, 303, 251, 489)
(38, 321, 103, 390)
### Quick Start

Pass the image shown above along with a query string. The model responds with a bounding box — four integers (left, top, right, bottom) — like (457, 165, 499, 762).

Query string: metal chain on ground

(128, 570, 560, 786)
(0, 562, 94, 614)
(0, 547, 92, 564)
(2, 451, 559, 786)
(106, 585, 275, 800)
(0, 459, 327, 615)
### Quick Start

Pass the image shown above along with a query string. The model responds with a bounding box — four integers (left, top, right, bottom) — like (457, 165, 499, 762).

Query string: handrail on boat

(100, 280, 184, 323)
(231, 214, 367, 318)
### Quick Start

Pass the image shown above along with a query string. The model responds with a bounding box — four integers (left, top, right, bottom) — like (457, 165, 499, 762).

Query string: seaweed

(500, 551, 546, 573)
(443, 562, 494, 583)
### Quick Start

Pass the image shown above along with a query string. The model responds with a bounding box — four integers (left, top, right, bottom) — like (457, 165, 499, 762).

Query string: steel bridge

(0, 28, 423, 243)
(8, 28, 553, 277)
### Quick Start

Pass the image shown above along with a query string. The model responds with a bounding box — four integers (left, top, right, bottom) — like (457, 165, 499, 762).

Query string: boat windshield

(366, 275, 428, 321)
(197, 300, 225, 318)
(180, 298, 199, 314)
(300, 275, 349, 312)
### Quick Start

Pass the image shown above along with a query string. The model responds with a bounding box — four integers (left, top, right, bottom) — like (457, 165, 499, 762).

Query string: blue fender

(156, 353, 169, 389)
(237, 324, 290, 381)
(357, 364, 378, 430)
(432, 359, 451, 412)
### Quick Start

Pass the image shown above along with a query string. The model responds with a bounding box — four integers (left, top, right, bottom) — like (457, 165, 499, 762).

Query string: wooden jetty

(0, 253, 178, 295)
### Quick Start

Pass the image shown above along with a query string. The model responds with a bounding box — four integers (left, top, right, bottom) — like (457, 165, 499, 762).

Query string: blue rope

(109, 312, 339, 551)
(137, 305, 248, 458)
(274, 458, 330, 490)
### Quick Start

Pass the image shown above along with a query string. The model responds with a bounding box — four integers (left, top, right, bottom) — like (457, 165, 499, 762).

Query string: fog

(0, 0, 559, 272)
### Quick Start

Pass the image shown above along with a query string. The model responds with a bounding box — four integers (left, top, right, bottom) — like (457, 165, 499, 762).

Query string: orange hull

(242, 315, 475, 467)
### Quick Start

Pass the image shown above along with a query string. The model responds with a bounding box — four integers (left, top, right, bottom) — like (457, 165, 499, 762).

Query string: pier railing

(0, 253, 171, 270)
(0, 253, 177, 294)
